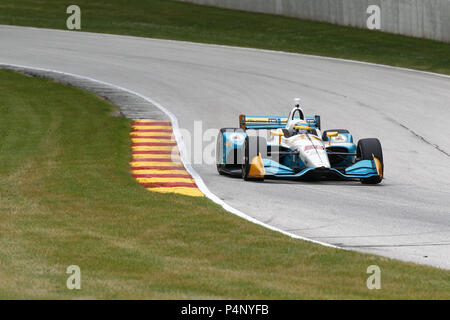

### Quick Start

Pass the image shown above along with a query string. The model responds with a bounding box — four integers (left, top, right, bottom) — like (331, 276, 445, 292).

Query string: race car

(215, 99, 384, 184)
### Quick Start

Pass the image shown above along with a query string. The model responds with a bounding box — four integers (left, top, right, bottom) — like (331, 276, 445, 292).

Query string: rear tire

(357, 138, 383, 184)
(242, 134, 267, 181)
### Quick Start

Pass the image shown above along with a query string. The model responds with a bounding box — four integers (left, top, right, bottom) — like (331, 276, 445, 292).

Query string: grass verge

(0, 0, 449, 75)
(0, 70, 449, 299)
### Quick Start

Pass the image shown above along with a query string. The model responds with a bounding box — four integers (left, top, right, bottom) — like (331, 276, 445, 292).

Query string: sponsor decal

(333, 135, 347, 142)
(304, 145, 324, 151)
(293, 135, 307, 141)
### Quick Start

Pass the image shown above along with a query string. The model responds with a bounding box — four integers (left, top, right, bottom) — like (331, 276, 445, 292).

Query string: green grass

(0, 70, 449, 299)
(0, 0, 449, 75)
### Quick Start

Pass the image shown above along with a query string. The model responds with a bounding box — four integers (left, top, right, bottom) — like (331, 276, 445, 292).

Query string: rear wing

(239, 114, 320, 130)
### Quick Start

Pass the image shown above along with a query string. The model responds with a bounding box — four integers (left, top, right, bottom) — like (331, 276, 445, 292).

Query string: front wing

(260, 158, 380, 180)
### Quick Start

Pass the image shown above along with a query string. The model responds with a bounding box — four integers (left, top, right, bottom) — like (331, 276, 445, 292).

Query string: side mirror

(326, 131, 339, 137)
(270, 130, 284, 137)
(270, 130, 284, 144)
(326, 131, 339, 145)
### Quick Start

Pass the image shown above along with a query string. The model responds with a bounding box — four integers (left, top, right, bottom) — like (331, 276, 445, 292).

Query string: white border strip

(0, 62, 340, 249)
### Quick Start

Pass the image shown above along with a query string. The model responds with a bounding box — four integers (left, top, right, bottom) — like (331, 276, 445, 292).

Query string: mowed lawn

(0, 70, 449, 299)
(0, 0, 449, 75)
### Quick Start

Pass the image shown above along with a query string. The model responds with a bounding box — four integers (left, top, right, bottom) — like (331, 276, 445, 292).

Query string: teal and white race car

(216, 99, 384, 184)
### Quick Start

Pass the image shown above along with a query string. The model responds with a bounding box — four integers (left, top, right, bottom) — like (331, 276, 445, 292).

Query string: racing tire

(242, 134, 267, 181)
(357, 138, 383, 184)
(217, 164, 226, 175)
(216, 128, 244, 175)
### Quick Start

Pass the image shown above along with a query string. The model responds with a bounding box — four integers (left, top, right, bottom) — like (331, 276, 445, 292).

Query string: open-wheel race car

(216, 99, 384, 184)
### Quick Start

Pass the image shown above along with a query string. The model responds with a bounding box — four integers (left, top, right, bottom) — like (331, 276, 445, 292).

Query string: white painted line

(0, 62, 341, 249)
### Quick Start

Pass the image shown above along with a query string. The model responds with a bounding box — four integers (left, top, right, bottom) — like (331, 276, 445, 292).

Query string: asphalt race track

(1, 26, 449, 269)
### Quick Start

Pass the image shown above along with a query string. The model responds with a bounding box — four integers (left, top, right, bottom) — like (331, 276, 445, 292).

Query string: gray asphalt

(1, 26, 449, 269)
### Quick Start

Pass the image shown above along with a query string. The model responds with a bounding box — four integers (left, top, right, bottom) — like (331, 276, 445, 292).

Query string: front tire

(216, 128, 243, 175)
(357, 138, 383, 184)
(242, 134, 266, 181)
